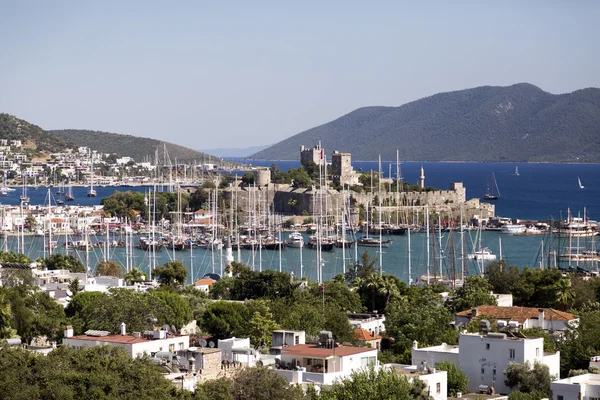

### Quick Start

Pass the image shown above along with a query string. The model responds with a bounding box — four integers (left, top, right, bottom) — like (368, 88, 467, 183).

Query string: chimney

(64, 326, 73, 338)
(120, 322, 126, 336)
(472, 308, 478, 317)
(538, 309, 545, 330)
(413, 340, 418, 350)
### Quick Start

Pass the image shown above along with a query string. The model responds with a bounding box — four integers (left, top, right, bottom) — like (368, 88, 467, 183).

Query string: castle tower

(420, 166, 425, 189)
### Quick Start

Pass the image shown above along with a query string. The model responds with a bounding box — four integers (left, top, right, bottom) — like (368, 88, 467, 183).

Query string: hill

(250, 83, 600, 163)
(0, 114, 67, 156)
(49, 129, 221, 163)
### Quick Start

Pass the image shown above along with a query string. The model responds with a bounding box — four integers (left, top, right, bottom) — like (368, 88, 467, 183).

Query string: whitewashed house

(412, 329, 560, 395)
(551, 374, 600, 400)
(63, 326, 190, 358)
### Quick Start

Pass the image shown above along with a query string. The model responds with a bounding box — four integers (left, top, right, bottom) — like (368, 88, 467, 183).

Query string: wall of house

(417, 370, 448, 400)
(551, 374, 600, 400)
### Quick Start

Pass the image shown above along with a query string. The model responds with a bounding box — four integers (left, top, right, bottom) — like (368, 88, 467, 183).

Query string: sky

(1, 1, 599, 150)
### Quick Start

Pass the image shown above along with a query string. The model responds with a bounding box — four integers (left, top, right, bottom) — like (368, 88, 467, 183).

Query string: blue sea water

(4, 162, 600, 284)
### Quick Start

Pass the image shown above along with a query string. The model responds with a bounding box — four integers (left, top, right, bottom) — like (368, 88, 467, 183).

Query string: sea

(3, 161, 600, 284)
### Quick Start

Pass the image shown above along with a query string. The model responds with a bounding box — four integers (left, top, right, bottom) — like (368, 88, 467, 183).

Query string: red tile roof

(195, 278, 216, 286)
(281, 344, 376, 358)
(354, 328, 381, 341)
(456, 306, 576, 323)
(68, 334, 152, 344)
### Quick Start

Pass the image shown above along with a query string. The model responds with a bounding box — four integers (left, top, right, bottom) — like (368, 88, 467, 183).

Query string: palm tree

(365, 272, 383, 311)
(124, 268, 145, 285)
(555, 278, 574, 311)
(378, 275, 401, 309)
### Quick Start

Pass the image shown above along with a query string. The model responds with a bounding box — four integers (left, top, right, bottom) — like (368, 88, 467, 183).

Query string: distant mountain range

(200, 145, 270, 158)
(0, 113, 222, 163)
(250, 83, 600, 163)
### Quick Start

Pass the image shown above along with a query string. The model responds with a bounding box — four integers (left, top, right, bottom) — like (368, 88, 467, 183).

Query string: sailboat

(483, 172, 500, 200)
(19, 175, 30, 203)
(578, 177, 584, 189)
(65, 183, 75, 201)
(514, 166, 520, 176)
(87, 152, 97, 197)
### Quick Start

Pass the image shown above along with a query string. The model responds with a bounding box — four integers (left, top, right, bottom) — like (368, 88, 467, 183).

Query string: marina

(0, 160, 598, 286)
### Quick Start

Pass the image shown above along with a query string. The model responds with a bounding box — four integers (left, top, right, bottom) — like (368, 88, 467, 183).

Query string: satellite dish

(208, 341, 215, 348)
(200, 339, 207, 347)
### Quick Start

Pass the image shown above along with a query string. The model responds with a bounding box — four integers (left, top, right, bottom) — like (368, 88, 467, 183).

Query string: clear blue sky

(1, 1, 598, 149)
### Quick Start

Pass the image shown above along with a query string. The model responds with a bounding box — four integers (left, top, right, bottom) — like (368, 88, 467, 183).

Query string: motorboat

(467, 248, 497, 261)
(501, 224, 526, 235)
(287, 232, 304, 248)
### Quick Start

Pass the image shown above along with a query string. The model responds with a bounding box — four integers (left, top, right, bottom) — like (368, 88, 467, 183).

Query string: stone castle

(223, 144, 495, 222)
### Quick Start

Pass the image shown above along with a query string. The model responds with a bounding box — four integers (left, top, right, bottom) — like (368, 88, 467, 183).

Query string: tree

(241, 172, 254, 185)
(124, 267, 146, 284)
(95, 261, 123, 277)
(446, 275, 498, 313)
(0, 251, 32, 264)
(320, 365, 428, 400)
(554, 277, 575, 311)
(232, 367, 305, 400)
(148, 290, 194, 330)
(68, 278, 82, 296)
(42, 253, 86, 273)
(245, 300, 280, 349)
(194, 377, 234, 400)
(558, 303, 600, 376)
(436, 360, 468, 396)
(0, 346, 188, 399)
(153, 260, 188, 287)
(200, 301, 250, 339)
(385, 286, 457, 363)
(504, 361, 554, 397)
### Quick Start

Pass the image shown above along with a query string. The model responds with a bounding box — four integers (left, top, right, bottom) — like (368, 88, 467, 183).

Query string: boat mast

(378, 155, 383, 275)
(460, 206, 465, 281)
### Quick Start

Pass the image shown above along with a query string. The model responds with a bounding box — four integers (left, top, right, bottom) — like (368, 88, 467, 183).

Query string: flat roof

(281, 344, 376, 359)
(67, 334, 186, 345)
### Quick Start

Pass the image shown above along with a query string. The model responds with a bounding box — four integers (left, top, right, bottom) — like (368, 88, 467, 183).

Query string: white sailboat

(514, 166, 519, 176)
(578, 176, 584, 189)
(87, 151, 97, 197)
(19, 175, 30, 203)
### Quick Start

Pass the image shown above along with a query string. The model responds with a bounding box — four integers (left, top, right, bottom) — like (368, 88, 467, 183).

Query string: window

(436, 382, 441, 394)
(360, 356, 377, 367)
(179, 342, 185, 350)
(557, 396, 564, 400)
(481, 368, 485, 374)
(509, 349, 516, 359)
(486, 343, 490, 350)
(536, 347, 540, 357)
(169, 344, 175, 353)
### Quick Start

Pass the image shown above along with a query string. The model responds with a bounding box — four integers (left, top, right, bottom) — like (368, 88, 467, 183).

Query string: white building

(551, 374, 600, 400)
(218, 337, 258, 367)
(386, 364, 448, 400)
(412, 331, 560, 395)
(347, 312, 386, 335)
(63, 327, 190, 358)
(455, 306, 577, 332)
(275, 342, 378, 385)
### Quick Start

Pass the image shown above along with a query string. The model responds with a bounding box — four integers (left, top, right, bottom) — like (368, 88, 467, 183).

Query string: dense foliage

(0, 113, 67, 154)
(0, 346, 187, 400)
(0, 285, 66, 343)
(101, 190, 190, 221)
(250, 83, 600, 163)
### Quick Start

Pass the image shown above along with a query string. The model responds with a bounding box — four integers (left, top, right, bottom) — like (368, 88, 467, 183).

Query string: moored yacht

(287, 231, 304, 248)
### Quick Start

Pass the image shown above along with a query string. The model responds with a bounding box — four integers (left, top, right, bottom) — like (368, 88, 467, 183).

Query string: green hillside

(250, 83, 600, 162)
(49, 129, 220, 163)
(0, 114, 67, 155)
